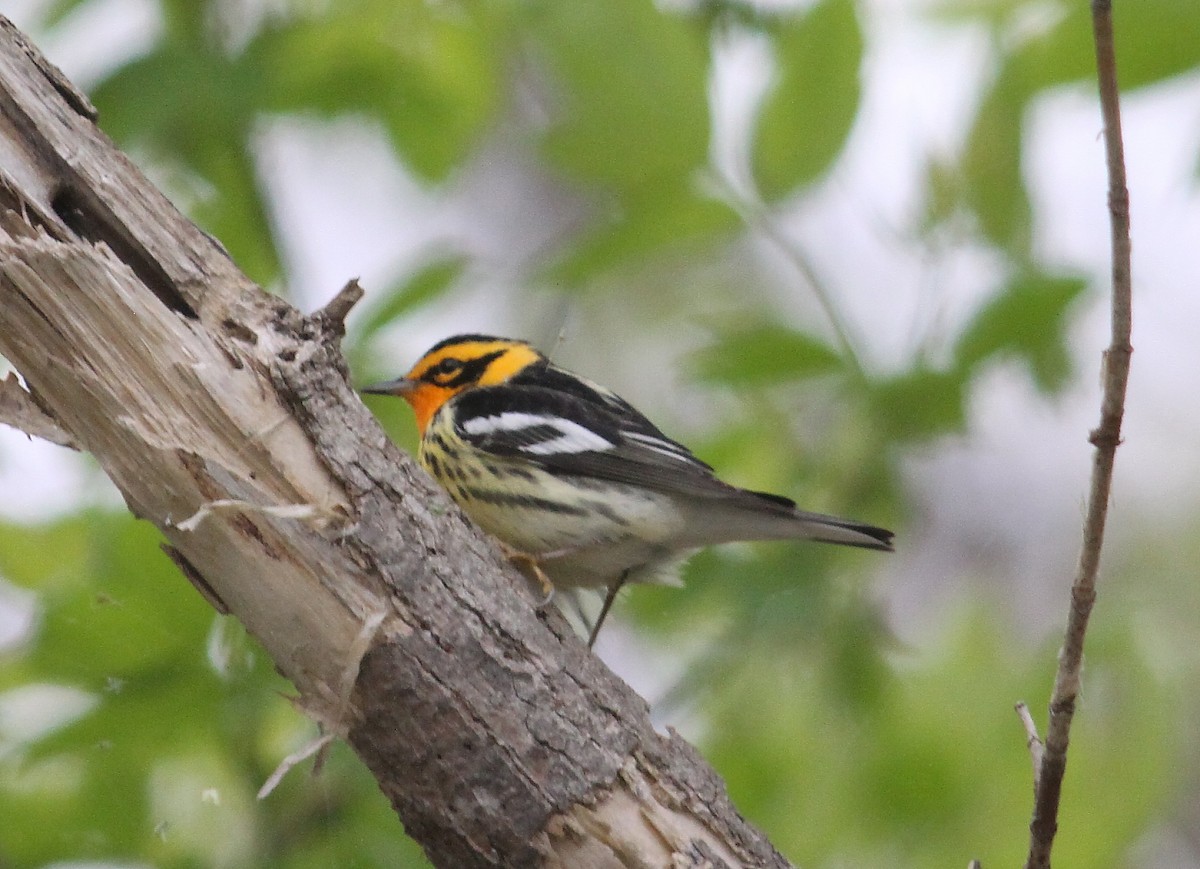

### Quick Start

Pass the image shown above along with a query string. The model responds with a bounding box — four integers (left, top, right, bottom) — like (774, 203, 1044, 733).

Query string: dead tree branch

(0, 16, 790, 869)
(0, 371, 78, 447)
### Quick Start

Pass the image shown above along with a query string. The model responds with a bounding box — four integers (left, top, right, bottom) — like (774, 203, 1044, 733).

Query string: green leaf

(0, 511, 262, 864)
(1010, 0, 1200, 92)
(961, 71, 1032, 255)
(555, 193, 737, 284)
(869, 366, 966, 441)
(691, 324, 843, 385)
(752, 0, 864, 199)
(957, 0, 1200, 255)
(934, 0, 1200, 90)
(924, 0, 1031, 28)
(532, 0, 709, 188)
(42, 0, 94, 27)
(89, 1, 502, 286)
(0, 514, 92, 593)
(19, 515, 214, 682)
(251, 3, 500, 181)
(1117, 0, 1200, 88)
(527, 0, 737, 278)
(955, 272, 1087, 392)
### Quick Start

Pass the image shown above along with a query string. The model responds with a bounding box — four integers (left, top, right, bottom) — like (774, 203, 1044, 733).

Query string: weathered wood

(0, 15, 792, 868)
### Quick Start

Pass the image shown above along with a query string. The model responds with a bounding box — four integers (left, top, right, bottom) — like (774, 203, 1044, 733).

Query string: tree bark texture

(0, 16, 792, 869)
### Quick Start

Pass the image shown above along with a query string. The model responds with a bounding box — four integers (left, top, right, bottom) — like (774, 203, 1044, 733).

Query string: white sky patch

(0, 683, 98, 744)
(463, 412, 614, 455)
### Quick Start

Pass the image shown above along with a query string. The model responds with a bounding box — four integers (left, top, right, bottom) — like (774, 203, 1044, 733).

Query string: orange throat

(405, 383, 454, 436)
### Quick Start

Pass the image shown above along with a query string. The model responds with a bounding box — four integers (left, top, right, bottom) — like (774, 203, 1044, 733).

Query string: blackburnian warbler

(363, 334, 892, 646)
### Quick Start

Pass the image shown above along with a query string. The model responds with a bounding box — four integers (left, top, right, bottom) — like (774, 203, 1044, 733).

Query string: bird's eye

(432, 358, 464, 377)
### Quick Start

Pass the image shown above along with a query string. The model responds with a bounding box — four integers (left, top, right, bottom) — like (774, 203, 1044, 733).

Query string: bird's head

(361, 334, 544, 434)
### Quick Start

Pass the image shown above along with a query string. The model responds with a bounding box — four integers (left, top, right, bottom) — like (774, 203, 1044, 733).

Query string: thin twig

(742, 198, 867, 380)
(706, 173, 868, 380)
(257, 732, 336, 800)
(1015, 701, 1045, 788)
(1024, 2, 1133, 867)
(173, 499, 321, 532)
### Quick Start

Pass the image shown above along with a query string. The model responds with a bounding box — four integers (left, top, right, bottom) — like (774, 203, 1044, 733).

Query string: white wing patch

(463, 411, 615, 455)
(624, 430, 695, 463)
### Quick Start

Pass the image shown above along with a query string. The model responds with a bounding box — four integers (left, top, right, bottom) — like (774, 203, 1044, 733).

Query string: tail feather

(679, 488, 894, 552)
(791, 509, 894, 551)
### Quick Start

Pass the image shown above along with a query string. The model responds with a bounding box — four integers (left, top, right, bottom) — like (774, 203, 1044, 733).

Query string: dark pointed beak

(359, 377, 417, 397)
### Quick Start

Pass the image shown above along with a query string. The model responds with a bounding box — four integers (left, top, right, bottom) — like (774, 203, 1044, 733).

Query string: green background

(2, 0, 1199, 866)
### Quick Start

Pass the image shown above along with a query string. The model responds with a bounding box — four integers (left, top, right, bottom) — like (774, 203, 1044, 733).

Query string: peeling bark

(0, 16, 792, 868)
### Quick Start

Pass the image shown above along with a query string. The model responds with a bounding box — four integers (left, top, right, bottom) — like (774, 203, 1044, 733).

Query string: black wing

(510, 361, 709, 467)
(449, 382, 787, 505)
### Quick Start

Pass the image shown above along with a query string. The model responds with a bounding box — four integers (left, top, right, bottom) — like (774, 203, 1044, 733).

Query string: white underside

(456, 472, 690, 588)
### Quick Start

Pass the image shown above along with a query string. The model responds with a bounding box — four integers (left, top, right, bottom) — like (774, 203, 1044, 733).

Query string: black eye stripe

(422, 357, 464, 383)
(425, 350, 506, 386)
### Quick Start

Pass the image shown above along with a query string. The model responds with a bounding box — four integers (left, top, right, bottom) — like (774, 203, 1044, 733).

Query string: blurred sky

(3, 0, 1200, 659)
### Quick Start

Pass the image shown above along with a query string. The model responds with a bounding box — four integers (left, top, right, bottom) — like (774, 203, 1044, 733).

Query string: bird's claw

(499, 544, 556, 608)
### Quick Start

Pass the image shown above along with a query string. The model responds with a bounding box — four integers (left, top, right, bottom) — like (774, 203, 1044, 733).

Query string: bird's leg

(587, 569, 631, 649)
(498, 544, 556, 608)
(497, 544, 623, 648)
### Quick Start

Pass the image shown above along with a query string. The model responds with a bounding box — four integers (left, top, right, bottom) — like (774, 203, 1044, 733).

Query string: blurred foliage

(0, 514, 421, 867)
(690, 324, 842, 385)
(2, 0, 1196, 866)
(752, 0, 863, 199)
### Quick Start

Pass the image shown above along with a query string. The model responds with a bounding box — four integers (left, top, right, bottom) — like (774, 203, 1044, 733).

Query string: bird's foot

(499, 544, 556, 608)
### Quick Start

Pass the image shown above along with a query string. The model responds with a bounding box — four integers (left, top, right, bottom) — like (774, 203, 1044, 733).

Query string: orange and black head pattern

(361, 334, 544, 434)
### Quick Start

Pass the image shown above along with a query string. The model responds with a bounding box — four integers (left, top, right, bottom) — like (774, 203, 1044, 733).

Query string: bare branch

(314, 278, 364, 336)
(1025, 2, 1133, 866)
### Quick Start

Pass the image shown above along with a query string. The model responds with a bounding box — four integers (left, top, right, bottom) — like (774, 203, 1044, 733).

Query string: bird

(362, 333, 893, 647)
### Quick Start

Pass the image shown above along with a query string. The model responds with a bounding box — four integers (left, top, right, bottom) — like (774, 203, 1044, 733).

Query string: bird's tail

(785, 507, 894, 551)
(679, 487, 894, 552)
